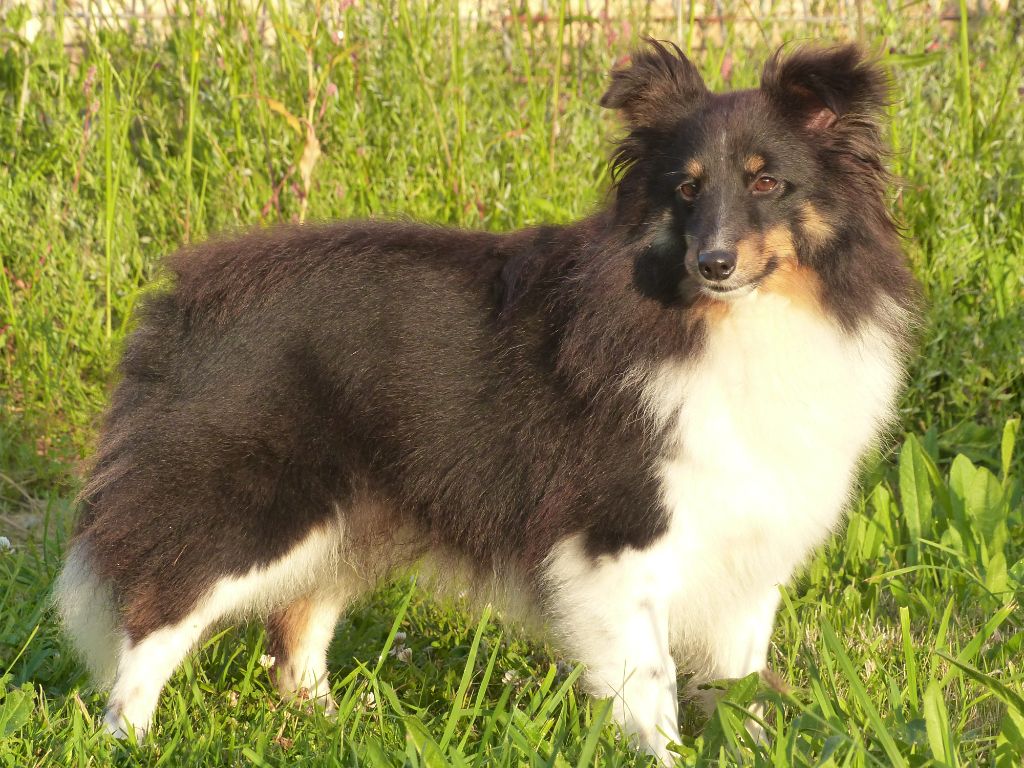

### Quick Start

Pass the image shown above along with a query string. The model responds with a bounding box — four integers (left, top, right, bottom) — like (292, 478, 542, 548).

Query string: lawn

(1, 1, 1022, 765)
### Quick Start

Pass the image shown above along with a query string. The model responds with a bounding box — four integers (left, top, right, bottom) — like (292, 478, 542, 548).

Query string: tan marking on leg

(265, 595, 343, 713)
(266, 599, 313, 670)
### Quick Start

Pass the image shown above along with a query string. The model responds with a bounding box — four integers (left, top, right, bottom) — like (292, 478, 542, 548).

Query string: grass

(1, 1, 1022, 765)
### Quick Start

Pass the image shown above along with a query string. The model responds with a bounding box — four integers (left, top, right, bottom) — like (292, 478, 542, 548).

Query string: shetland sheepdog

(55, 41, 917, 760)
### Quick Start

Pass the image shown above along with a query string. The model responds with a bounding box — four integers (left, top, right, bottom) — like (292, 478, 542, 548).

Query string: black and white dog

(56, 41, 917, 760)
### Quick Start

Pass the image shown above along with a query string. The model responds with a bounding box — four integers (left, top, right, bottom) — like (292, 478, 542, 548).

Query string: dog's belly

(641, 290, 903, 659)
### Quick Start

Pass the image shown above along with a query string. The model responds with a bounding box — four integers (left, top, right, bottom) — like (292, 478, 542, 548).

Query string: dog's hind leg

(102, 525, 345, 739)
(54, 538, 217, 739)
(101, 571, 269, 739)
(102, 610, 217, 739)
(265, 592, 348, 713)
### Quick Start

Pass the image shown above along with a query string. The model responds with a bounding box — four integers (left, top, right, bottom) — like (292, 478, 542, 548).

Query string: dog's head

(603, 41, 892, 305)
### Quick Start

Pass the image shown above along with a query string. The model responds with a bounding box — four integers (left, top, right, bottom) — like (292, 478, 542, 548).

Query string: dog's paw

(102, 704, 148, 741)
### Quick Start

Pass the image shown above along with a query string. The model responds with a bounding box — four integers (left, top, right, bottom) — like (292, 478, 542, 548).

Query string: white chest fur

(527, 290, 905, 760)
(641, 290, 903, 652)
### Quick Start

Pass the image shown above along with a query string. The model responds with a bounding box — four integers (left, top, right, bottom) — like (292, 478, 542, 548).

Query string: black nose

(697, 250, 737, 281)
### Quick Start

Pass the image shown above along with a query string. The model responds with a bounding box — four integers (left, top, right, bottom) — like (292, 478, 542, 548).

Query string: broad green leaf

(1001, 418, 1019, 481)
(362, 737, 398, 768)
(405, 714, 466, 768)
(845, 511, 864, 565)
(924, 680, 957, 766)
(900, 435, 934, 560)
(948, 454, 978, 551)
(0, 685, 33, 737)
(940, 525, 965, 555)
(1009, 557, 1024, 589)
(986, 550, 1010, 594)
(999, 705, 1024, 754)
(870, 482, 896, 547)
(949, 454, 975, 506)
(965, 465, 1006, 545)
(240, 748, 272, 767)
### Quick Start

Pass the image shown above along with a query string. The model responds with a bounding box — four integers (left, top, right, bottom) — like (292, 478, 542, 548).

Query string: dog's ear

(760, 45, 889, 133)
(600, 39, 708, 130)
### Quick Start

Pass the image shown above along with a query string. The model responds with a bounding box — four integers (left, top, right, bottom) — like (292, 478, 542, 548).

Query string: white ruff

(645, 289, 903, 670)
(543, 288, 904, 760)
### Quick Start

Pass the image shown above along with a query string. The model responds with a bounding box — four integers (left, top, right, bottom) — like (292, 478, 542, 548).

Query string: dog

(55, 40, 917, 761)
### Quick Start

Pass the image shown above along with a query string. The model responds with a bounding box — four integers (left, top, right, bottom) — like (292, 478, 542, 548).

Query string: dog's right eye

(752, 175, 780, 194)
(678, 180, 700, 201)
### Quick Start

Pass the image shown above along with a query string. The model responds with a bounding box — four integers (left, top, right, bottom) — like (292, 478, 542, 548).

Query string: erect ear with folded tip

(760, 44, 889, 135)
(600, 39, 708, 131)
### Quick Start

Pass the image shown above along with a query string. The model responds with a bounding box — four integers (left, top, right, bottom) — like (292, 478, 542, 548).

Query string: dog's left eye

(678, 180, 701, 201)
(752, 175, 780, 194)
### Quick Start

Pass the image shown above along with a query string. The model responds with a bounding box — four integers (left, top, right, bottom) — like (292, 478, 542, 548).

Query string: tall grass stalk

(101, 54, 115, 340)
(549, 0, 568, 175)
(957, 0, 974, 154)
(183, 9, 202, 242)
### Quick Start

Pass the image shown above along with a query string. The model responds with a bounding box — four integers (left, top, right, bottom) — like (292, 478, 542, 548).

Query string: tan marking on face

(732, 225, 796, 281)
(702, 224, 821, 318)
(735, 234, 764, 274)
(744, 154, 766, 175)
(691, 294, 732, 325)
(799, 202, 835, 248)
(762, 225, 798, 261)
(761, 261, 825, 315)
(684, 159, 703, 179)
(706, 225, 802, 304)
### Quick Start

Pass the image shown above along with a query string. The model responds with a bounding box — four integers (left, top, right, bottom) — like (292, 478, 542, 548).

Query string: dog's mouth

(694, 257, 779, 302)
(700, 282, 757, 300)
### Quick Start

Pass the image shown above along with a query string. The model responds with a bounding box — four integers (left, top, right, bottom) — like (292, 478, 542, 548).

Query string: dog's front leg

(688, 585, 780, 742)
(544, 537, 680, 763)
(585, 607, 680, 763)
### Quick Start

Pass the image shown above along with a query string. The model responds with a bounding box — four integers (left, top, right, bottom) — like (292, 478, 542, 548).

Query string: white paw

(643, 739, 678, 766)
(319, 693, 339, 717)
(103, 706, 147, 741)
(292, 685, 338, 716)
(631, 723, 681, 766)
(745, 702, 769, 746)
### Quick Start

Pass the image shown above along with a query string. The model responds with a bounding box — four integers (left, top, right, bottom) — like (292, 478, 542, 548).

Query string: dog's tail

(53, 540, 120, 688)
